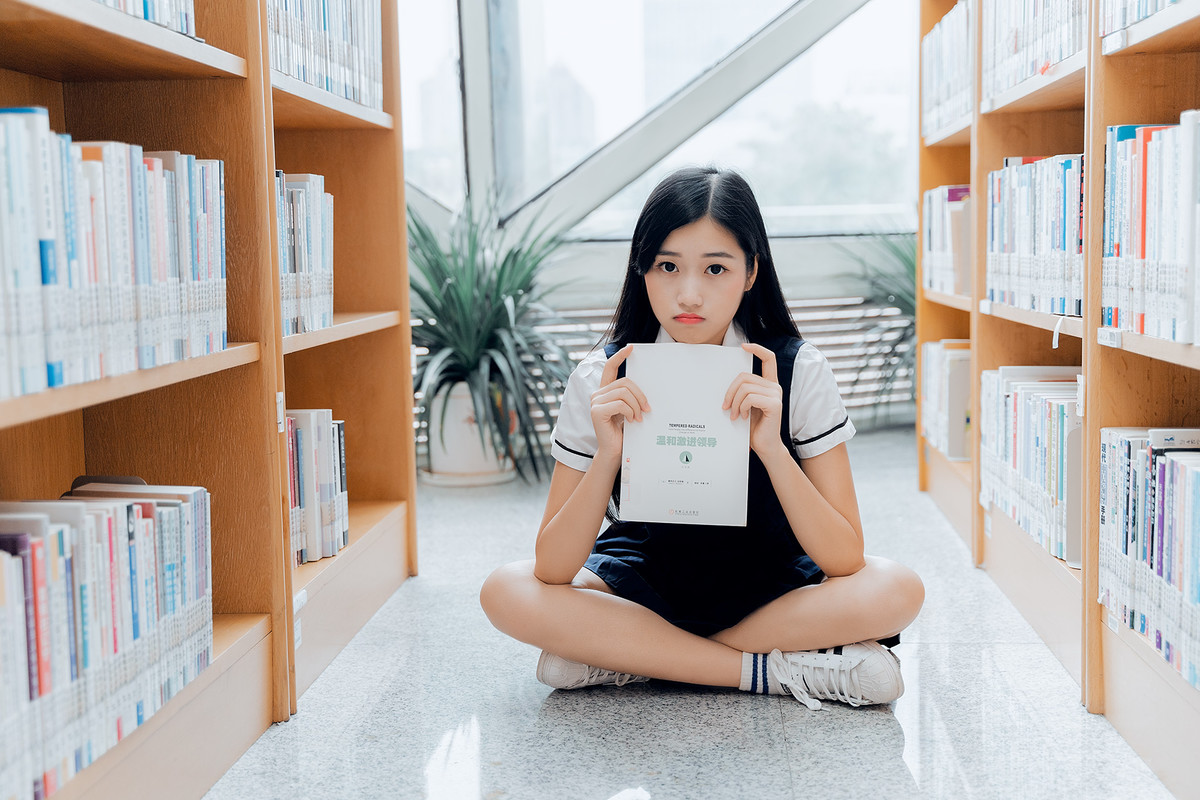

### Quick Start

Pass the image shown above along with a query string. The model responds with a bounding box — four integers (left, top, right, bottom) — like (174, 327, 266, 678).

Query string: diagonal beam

(502, 0, 870, 239)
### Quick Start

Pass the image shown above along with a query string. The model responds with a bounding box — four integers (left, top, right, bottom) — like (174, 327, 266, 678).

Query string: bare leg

(710, 556, 925, 653)
(480, 560, 743, 687)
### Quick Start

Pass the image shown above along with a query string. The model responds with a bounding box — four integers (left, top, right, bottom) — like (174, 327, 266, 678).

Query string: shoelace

(583, 665, 640, 687)
(767, 648, 866, 710)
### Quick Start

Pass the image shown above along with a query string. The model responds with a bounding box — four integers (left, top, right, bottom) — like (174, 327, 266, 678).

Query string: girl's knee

(479, 560, 536, 627)
(864, 556, 925, 621)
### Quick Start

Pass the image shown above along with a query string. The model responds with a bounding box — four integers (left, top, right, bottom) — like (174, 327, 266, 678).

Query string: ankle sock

(739, 651, 785, 695)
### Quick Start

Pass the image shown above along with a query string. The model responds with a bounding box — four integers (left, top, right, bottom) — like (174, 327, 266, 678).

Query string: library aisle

(204, 427, 1167, 799)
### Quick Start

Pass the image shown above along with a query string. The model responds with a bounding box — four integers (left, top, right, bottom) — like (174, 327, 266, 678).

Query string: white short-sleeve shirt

(550, 324, 855, 472)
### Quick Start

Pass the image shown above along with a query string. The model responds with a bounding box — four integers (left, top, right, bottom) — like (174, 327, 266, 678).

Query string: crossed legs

(479, 555, 924, 687)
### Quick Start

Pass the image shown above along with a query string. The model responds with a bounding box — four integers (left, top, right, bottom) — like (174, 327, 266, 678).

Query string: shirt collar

(653, 323, 747, 347)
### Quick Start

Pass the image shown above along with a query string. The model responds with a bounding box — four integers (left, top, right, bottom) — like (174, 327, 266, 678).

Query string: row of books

(266, 0, 384, 110)
(981, 0, 1086, 103)
(922, 184, 972, 296)
(920, 340, 971, 462)
(0, 482, 212, 800)
(0, 107, 228, 402)
(979, 366, 1083, 568)
(274, 171, 334, 337)
(1101, 0, 1182, 37)
(1102, 114, 1200, 342)
(286, 409, 348, 566)
(88, 0, 197, 39)
(985, 154, 1085, 317)
(921, 0, 972, 139)
(1098, 427, 1200, 690)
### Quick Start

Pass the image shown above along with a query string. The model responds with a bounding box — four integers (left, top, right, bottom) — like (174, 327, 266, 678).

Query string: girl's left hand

(723, 343, 786, 457)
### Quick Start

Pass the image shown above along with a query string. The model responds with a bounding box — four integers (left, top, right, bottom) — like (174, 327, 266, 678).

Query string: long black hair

(606, 166, 799, 346)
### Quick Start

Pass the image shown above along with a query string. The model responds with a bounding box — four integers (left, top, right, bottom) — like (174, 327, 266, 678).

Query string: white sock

(739, 651, 785, 695)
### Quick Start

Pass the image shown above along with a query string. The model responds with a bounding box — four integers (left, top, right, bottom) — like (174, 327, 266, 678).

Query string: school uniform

(550, 324, 861, 638)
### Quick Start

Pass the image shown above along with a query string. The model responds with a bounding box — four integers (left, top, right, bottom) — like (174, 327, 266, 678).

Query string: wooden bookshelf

(0, 0, 416, 794)
(923, 113, 971, 147)
(920, 2, 1200, 795)
(923, 288, 973, 312)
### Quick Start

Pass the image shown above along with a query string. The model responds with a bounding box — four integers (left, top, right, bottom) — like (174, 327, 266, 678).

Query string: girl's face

(644, 216, 756, 345)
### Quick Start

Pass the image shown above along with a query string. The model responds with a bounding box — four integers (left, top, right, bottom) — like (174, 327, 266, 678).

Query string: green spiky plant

(841, 232, 917, 423)
(408, 199, 575, 481)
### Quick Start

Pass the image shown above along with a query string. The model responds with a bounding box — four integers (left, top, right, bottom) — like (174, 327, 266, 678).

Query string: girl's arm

(533, 345, 647, 585)
(725, 343, 865, 577)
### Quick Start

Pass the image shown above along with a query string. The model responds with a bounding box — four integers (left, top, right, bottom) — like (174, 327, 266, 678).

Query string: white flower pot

(423, 383, 517, 486)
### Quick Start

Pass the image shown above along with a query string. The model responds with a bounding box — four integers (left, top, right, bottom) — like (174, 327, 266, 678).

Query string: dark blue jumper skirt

(583, 336, 900, 648)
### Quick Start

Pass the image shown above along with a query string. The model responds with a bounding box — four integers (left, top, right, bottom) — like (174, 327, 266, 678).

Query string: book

(619, 343, 752, 526)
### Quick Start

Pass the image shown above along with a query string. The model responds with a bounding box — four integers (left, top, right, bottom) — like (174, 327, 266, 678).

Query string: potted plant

(408, 199, 575, 484)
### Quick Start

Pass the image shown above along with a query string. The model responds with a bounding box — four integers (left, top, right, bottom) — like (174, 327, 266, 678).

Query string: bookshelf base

(982, 509, 1082, 687)
(1100, 623, 1200, 798)
(54, 614, 273, 800)
(293, 500, 409, 697)
(924, 440, 972, 548)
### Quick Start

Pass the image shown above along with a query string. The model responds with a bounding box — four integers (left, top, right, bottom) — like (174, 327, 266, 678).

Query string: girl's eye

(656, 261, 677, 273)
(705, 264, 728, 275)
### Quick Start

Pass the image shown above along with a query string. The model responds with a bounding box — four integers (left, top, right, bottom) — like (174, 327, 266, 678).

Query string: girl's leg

(710, 555, 924, 654)
(480, 560, 742, 687)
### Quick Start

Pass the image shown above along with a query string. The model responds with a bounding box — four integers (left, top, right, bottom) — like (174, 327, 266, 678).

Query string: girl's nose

(678, 276, 702, 308)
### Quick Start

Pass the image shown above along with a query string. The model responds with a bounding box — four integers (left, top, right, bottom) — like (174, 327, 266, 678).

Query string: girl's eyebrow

(657, 250, 736, 259)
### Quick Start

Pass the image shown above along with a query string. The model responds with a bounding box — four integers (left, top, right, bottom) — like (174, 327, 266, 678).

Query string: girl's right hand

(589, 343, 650, 458)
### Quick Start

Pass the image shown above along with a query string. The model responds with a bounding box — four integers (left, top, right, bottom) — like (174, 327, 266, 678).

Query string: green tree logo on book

(679, 451, 693, 464)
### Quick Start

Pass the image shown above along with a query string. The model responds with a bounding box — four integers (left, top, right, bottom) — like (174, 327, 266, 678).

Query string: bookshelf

(0, 0, 416, 795)
(918, 1, 1200, 795)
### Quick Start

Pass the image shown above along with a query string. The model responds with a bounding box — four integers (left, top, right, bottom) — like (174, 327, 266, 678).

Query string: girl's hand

(589, 344, 650, 459)
(723, 343, 786, 458)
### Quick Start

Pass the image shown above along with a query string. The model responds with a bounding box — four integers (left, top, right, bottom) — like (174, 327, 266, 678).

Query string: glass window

(399, 1, 466, 210)
(569, 0, 918, 241)
(489, 0, 798, 212)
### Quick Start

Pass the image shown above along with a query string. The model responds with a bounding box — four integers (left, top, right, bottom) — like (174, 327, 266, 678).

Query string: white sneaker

(536, 651, 650, 690)
(767, 641, 903, 710)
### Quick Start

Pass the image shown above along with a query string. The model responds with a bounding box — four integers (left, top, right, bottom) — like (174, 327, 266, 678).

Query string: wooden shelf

(924, 440, 972, 548)
(281, 311, 403, 355)
(924, 113, 972, 146)
(1104, 0, 1200, 55)
(982, 302, 1085, 338)
(1100, 622, 1200, 798)
(0, 0, 246, 80)
(54, 614, 272, 800)
(983, 51, 1087, 113)
(271, 70, 393, 130)
(923, 288, 973, 312)
(0, 343, 260, 431)
(983, 508, 1083, 686)
(1098, 328, 1200, 370)
(292, 500, 409, 696)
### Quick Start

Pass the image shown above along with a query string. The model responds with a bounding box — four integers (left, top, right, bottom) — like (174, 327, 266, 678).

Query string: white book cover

(620, 343, 752, 526)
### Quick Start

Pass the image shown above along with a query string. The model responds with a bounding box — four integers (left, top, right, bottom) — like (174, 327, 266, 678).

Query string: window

(399, 0, 467, 210)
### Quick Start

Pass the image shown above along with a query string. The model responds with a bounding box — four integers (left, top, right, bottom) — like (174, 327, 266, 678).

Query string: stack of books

(0, 483, 212, 800)
(285, 410, 348, 565)
(979, 366, 1083, 567)
(1102, 113, 1200, 342)
(88, 0, 197, 38)
(920, 339, 971, 461)
(0, 107, 228, 401)
(1099, 427, 1200, 689)
(922, 184, 972, 296)
(921, 0, 972, 138)
(274, 172, 334, 337)
(985, 154, 1085, 316)
(981, 0, 1086, 101)
(266, 0, 383, 110)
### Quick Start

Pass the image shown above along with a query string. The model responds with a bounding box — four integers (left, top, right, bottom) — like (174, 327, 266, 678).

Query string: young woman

(480, 167, 924, 709)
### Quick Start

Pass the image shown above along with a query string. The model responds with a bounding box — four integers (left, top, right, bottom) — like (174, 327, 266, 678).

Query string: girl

(480, 167, 924, 709)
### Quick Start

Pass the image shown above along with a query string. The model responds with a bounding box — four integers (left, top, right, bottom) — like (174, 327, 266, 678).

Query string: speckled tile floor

(204, 426, 1172, 799)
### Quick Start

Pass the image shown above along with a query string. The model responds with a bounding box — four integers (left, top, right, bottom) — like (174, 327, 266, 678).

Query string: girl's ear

(745, 256, 758, 292)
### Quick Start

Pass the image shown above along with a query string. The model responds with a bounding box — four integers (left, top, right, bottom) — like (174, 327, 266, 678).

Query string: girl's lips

(674, 314, 704, 324)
